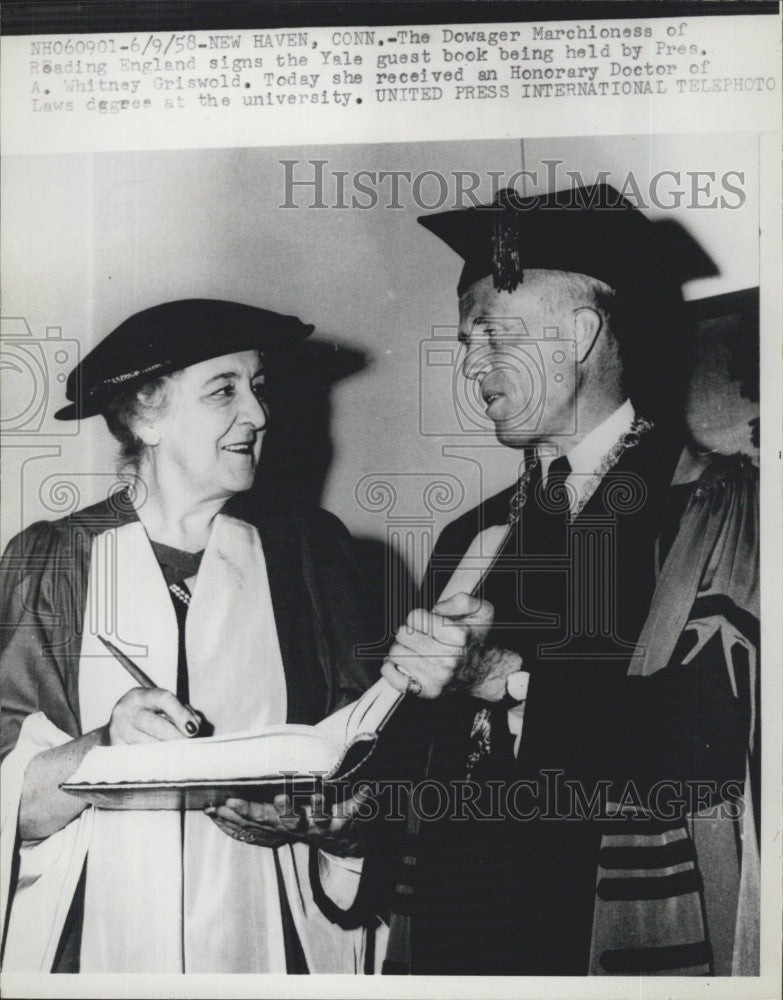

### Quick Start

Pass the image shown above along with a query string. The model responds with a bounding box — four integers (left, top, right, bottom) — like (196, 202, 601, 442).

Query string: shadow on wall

(251, 337, 368, 510)
(623, 219, 758, 464)
(685, 287, 759, 461)
(621, 217, 716, 428)
(227, 337, 419, 658)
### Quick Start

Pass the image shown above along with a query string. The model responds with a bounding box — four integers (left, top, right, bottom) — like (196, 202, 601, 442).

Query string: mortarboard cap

(418, 183, 656, 295)
(55, 299, 313, 420)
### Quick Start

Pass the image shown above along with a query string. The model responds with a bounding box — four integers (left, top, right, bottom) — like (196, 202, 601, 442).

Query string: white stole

(80, 515, 290, 973)
(2, 514, 366, 974)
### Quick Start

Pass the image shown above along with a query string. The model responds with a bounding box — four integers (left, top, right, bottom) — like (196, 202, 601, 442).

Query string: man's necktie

(543, 453, 572, 512)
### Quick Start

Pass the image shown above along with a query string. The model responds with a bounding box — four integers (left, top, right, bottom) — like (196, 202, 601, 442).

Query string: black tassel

(491, 187, 523, 292)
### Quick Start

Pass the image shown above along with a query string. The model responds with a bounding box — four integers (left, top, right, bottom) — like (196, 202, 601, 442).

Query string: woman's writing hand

(108, 687, 201, 744)
(205, 790, 369, 856)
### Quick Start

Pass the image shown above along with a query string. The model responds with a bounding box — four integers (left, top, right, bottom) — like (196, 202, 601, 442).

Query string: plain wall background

(1, 134, 760, 581)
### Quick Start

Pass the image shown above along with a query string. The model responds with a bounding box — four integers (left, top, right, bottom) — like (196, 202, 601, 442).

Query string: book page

(67, 726, 341, 785)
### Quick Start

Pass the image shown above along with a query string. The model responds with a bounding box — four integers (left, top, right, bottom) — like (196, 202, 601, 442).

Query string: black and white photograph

(0, 3, 780, 997)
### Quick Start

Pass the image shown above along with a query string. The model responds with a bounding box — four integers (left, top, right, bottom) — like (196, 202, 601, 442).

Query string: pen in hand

(97, 634, 201, 736)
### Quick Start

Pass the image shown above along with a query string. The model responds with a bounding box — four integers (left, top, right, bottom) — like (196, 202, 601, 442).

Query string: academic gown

(381, 430, 757, 975)
(0, 492, 376, 973)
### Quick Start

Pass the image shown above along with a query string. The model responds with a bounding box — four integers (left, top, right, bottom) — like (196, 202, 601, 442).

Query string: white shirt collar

(539, 399, 635, 511)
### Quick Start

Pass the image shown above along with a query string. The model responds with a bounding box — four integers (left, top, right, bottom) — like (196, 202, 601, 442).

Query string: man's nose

(461, 341, 492, 381)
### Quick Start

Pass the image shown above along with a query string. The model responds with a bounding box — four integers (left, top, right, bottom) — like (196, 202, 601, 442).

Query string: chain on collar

(507, 417, 655, 525)
(507, 456, 540, 525)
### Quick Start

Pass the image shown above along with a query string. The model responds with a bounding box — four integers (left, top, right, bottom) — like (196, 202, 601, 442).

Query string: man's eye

(251, 381, 266, 398)
(210, 384, 235, 398)
(489, 329, 521, 346)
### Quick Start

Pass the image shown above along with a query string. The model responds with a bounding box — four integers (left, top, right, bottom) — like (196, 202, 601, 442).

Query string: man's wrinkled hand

(381, 592, 494, 699)
(205, 788, 370, 856)
(204, 796, 296, 848)
(461, 646, 525, 702)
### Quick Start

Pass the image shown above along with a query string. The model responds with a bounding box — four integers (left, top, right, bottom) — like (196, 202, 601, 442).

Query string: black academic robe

(0, 492, 376, 970)
(385, 428, 751, 975)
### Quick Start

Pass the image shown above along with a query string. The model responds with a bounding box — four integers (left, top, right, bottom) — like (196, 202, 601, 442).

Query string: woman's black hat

(55, 299, 314, 420)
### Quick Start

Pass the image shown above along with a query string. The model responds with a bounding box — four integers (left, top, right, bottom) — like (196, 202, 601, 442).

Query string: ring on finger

(405, 675, 423, 697)
(237, 829, 261, 845)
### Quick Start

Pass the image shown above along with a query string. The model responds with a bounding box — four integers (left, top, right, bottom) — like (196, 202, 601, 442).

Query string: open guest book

(60, 529, 508, 811)
(60, 722, 382, 810)
(60, 524, 511, 812)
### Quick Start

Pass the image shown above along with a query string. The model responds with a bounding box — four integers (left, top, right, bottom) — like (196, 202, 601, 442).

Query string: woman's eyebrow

(202, 370, 238, 386)
(202, 366, 266, 388)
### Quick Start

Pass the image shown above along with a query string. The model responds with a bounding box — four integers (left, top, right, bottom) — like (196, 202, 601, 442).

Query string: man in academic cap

(374, 185, 759, 975)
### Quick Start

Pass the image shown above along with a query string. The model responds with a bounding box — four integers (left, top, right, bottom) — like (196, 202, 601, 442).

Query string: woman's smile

(222, 439, 258, 456)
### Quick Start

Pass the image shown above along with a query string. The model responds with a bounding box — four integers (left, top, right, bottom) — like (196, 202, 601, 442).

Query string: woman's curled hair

(101, 374, 176, 468)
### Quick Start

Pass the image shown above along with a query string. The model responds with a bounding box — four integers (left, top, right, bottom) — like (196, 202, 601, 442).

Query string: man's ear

(572, 307, 603, 364)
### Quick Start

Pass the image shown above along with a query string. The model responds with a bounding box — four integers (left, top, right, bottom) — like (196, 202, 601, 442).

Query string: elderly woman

(0, 300, 375, 974)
